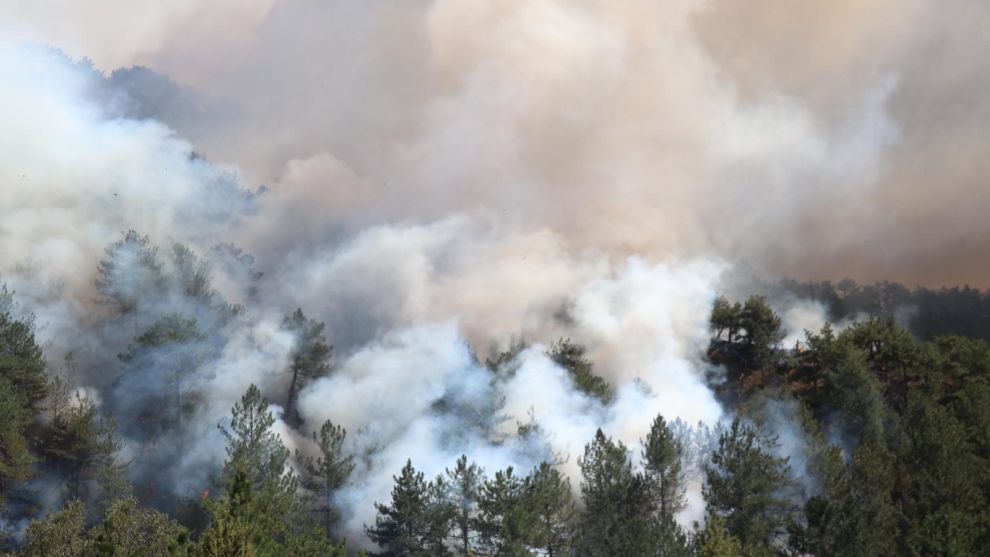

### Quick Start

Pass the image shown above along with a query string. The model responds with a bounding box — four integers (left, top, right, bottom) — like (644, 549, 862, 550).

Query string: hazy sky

(3, 0, 987, 287)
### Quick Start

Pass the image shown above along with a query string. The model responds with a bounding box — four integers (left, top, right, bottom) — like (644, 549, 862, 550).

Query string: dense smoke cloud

(10, 0, 985, 285)
(1, 0, 987, 546)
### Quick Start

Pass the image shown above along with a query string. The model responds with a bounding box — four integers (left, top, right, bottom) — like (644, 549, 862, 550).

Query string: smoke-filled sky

(1, 0, 987, 543)
(5, 0, 988, 286)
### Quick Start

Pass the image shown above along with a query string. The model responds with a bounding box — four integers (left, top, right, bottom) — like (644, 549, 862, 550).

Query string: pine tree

(576, 429, 653, 557)
(366, 460, 433, 556)
(476, 466, 530, 556)
(703, 419, 791, 557)
(170, 243, 218, 306)
(296, 419, 355, 538)
(523, 462, 576, 557)
(423, 475, 455, 557)
(95, 230, 165, 317)
(548, 339, 613, 404)
(0, 377, 33, 508)
(17, 500, 91, 557)
(199, 462, 261, 557)
(45, 393, 128, 504)
(208, 387, 343, 556)
(281, 309, 332, 427)
(710, 296, 741, 343)
(444, 455, 483, 556)
(90, 496, 191, 555)
(0, 310, 48, 412)
(694, 516, 743, 557)
(738, 296, 783, 370)
(118, 313, 207, 432)
(642, 414, 686, 518)
(641, 414, 691, 557)
(218, 384, 297, 521)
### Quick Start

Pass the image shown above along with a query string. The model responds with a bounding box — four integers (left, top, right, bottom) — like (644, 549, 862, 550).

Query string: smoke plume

(1, 0, 987, 545)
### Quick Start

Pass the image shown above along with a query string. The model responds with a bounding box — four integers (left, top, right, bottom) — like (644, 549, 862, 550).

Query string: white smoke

(3, 0, 977, 546)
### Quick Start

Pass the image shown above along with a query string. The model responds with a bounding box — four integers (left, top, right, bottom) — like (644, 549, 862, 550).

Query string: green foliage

(16, 501, 91, 557)
(444, 455, 483, 556)
(898, 392, 987, 555)
(826, 345, 888, 443)
(219, 385, 294, 500)
(296, 420, 355, 538)
(0, 378, 33, 507)
(548, 339, 613, 405)
(522, 462, 575, 557)
(119, 313, 208, 432)
(576, 429, 653, 557)
(739, 296, 784, 370)
(709, 295, 783, 370)
(281, 309, 332, 427)
(475, 467, 529, 556)
(365, 459, 436, 556)
(0, 310, 48, 412)
(95, 230, 165, 315)
(704, 419, 791, 556)
(45, 393, 128, 505)
(202, 386, 345, 556)
(642, 414, 686, 518)
(0, 297, 45, 513)
(694, 516, 743, 557)
(90, 497, 191, 556)
(710, 296, 742, 343)
(170, 243, 217, 306)
(9, 258, 990, 556)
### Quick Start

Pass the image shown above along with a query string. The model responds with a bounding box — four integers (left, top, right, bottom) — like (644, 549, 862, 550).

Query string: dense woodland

(0, 232, 988, 556)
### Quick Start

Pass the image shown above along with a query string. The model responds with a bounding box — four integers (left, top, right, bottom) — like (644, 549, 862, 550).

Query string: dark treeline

(1, 232, 989, 555)
(775, 278, 990, 343)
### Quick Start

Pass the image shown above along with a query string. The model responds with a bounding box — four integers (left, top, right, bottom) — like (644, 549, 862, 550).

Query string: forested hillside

(4, 1, 990, 555)
(1, 237, 987, 555)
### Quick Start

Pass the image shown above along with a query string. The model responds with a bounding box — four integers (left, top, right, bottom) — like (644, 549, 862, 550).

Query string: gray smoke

(0, 0, 985, 545)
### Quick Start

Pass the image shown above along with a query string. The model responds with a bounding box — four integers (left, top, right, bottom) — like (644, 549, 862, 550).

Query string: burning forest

(0, 1, 989, 555)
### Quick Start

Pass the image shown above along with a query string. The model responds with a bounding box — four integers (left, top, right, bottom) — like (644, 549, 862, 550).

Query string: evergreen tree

(0, 310, 48, 412)
(576, 429, 652, 557)
(206, 387, 343, 556)
(218, 385, 297, 521)
(95, 230, 165, 317)
(738, 296, 783, 370)
(0, 378, 33, 508)
(218, 385, 283, 483)
(16, 501, 91, 557)
(45, 393, 128, 504)
(694, 516, 743, 557)
(281, 309, 332, 427)
(444, 455, 483, 556)
(523, 462, 575, 557)
(90, 496, 191, 556)
(296, 419, 355, 538)
(548, 339, 613, 405)
(710, 296, 741, 343)
(899, 392, 986, 555)
(837, 437, 899, 556)
(703, 419, 790, 556)
(366, 460, 433, 556)
(826, 345, 887, 444)
(118, 313, 207, 432)
(170, 243, 218, 307)
(476, 466, 530, 556)
(423, 476, 455, 557)
(642, 414, 686, 518)
(198, 462, 263, 557)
